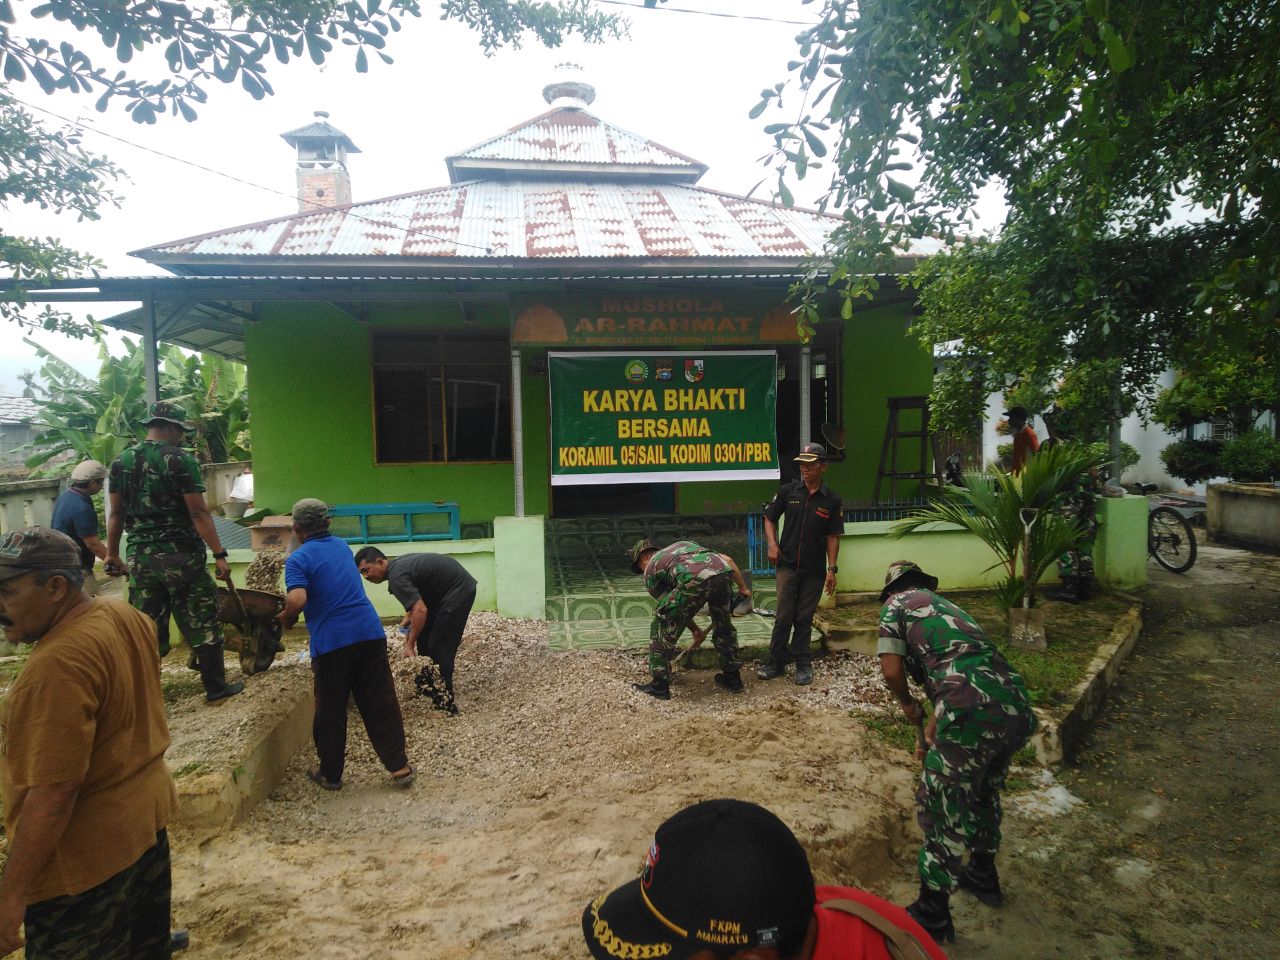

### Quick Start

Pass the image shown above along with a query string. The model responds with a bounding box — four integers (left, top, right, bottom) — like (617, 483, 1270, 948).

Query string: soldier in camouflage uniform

(876, 561, 1037, 944)
(105, 401, 244, 703)
(627, 538, 743, 700)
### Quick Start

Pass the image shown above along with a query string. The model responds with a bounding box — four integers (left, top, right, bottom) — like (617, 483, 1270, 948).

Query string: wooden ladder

(873, 395, 943, 504)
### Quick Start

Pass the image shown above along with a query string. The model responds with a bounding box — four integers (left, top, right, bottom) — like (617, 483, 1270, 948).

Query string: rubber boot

(905, 883, 955, 944)
(633, 677, 671, 700)
(1041, 575, 1080, 604)
(1077, 572, 1095, 602)
(714, 670, 744, 693)
(957, 852, 1004, 907)
(196, 643, 245, 704)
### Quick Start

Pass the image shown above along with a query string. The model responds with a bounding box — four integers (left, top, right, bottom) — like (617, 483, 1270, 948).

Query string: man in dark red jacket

(582, 799, 948, 960)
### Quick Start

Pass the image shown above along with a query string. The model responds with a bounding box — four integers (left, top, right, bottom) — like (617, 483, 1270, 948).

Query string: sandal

(391, 764, 416, 788)
(307, 766, 342, 791)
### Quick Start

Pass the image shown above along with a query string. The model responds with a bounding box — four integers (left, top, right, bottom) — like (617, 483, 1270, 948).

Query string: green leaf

(749, 99, 769, 119)
(886, 177, 915, 203)
(777, 178, 794, 208)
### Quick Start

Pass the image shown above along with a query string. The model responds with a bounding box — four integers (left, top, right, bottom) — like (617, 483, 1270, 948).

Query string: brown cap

(0, 526, 81, 582)
(291, 498, 330, 527)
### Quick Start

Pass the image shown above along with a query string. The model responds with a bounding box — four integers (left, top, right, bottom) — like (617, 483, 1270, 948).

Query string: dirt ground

(62, 540, 1280, 959)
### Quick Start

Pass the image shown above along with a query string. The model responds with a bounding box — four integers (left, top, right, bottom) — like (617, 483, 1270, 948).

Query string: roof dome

(541, 62, 596, 110)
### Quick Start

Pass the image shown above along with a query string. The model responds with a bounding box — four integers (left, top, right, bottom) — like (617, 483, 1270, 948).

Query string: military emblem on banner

(655, 360, 674, 381)
(684, 359, 704, 383)
(625, 359, 649, 383)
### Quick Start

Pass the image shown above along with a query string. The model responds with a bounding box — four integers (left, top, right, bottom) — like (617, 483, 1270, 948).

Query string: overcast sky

(0, 0, 843, 393)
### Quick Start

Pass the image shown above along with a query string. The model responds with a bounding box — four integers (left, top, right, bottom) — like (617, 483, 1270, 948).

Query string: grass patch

(172, 761, 205, 779)
(161, 673, 204, 704)
(852, 710, 919, 754)
(823, 589, 1134, 707)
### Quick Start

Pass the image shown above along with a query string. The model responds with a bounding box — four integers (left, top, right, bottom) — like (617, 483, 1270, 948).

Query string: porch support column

(511, 349, 525, 517)
(799, 344, 811, 443)
(142, 290, 159, 404)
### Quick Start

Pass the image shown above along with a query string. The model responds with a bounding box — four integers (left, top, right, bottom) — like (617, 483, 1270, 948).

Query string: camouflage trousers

(23, 829, 171, 959)
(1057, 541, 1095, 580)
(917, 708, 1036, 892)
(650, 571, 740, 679)
(128, 547, 220, 656)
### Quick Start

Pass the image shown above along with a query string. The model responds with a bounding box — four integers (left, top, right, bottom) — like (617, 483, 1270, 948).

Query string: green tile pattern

(543, 514, 775, 650)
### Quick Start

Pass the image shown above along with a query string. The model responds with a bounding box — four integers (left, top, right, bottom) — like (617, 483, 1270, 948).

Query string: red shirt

(1011, 425, 1040, 472)
(811, 886, 949, 960)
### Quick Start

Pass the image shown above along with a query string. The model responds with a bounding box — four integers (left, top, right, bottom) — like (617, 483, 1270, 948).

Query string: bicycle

(1135, 483, 1198, 573)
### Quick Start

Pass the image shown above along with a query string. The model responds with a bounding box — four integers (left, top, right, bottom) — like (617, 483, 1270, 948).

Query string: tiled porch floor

(543, 514, 776, 651)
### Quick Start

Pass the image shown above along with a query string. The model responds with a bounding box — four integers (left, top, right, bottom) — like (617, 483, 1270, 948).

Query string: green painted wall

(245, 293, 930, 521)
(247, 302, 516, 523)
(824, 301, 934, 504)
(832, 521, 1009, 593)
(1094, 495, 1148, 589)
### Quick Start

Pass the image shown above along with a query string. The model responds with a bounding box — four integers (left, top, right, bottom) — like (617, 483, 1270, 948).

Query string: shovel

(1008, 507, 1048, 651)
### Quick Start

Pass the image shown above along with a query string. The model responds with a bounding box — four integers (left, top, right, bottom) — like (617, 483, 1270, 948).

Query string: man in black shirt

(758, 442, 844, 686)
(354, 547, 477, 714)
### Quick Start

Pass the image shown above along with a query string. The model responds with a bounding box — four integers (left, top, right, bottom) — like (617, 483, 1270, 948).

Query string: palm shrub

(890, 442, 1110, 609)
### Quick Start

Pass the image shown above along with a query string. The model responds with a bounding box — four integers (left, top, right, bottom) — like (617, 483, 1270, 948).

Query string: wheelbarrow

(216, 583, 286, 676)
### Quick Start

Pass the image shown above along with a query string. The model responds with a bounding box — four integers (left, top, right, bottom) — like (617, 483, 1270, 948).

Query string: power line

(8, 95, 495, 255)
(594, 0, 818, 26)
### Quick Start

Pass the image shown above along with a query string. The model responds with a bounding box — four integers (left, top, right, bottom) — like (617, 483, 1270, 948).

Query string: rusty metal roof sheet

(445, 107, 706, 183)
(135, 181, 914, 263)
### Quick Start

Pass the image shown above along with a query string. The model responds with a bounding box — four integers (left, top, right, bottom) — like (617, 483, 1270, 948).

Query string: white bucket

(222, 500, 249, 519)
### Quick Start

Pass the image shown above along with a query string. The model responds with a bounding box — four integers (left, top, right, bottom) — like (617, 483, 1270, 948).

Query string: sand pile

(166, 613, 928, 959)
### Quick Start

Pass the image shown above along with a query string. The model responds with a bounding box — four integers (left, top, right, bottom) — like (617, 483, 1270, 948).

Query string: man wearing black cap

(105, 400, 242, 703)
(877, 561, 1036, 944)
(582, 798, 947, 960)
(758, 442, 844, 686)
(0, 527, 178, 959)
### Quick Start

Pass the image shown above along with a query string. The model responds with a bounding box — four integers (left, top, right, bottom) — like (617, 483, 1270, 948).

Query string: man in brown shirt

(0, 526, 177, 959)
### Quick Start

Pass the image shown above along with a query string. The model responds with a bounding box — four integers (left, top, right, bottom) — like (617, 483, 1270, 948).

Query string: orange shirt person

(1004, 406, 1039, 473)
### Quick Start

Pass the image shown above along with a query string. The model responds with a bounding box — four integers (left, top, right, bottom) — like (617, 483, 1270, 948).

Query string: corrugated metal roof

(446, 107, 704, 181)
(0, 396, 38, 424)
(137, 181, 887, 262)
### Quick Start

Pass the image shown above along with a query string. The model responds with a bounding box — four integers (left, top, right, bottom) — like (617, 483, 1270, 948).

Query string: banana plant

(889, 442, 1110, 608)
(20, 328, 251, 475)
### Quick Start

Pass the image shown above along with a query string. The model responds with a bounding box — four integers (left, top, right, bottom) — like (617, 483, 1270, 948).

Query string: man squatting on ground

(628, 539, 743, 700)
(355, 546, 477, 715)
(0, 527, 178, 959)
(49, 459, 111, 597)
(583, 798, 948, 960)
(279, 499, 416, 791)
(104, 400, 243, 704)
(876, 561, 1037, 943)
(759, 442, 844, 687)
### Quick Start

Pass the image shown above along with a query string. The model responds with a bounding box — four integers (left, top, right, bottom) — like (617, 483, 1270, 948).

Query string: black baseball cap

(582, 799, 816, 960)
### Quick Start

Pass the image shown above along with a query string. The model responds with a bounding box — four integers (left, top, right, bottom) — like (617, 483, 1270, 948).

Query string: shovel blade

(1008, 608, 1048, 651)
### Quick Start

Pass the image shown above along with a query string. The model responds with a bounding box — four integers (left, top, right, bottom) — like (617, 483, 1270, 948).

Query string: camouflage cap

(879, 560, 939, 603)
(0, 526, 81, 582)
(69, 459, 108, 483)
(291, 498, 330, 528)
(627, 538, 658, 574)
(143, 400, 195, 431)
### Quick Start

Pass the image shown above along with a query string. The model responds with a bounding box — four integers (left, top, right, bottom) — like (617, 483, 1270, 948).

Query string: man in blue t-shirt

(49, 460, 110, 596)
(278, 499, 414, 791)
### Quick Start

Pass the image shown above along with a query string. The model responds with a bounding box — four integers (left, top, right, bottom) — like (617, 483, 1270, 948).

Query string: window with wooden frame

(371, 329, 512, 463)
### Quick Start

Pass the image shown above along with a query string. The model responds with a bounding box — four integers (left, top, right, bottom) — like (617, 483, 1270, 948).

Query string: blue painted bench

(327, 502, 461, 544)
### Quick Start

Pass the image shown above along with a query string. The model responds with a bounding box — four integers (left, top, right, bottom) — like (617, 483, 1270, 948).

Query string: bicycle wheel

(1149, 506, 1197, 573)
